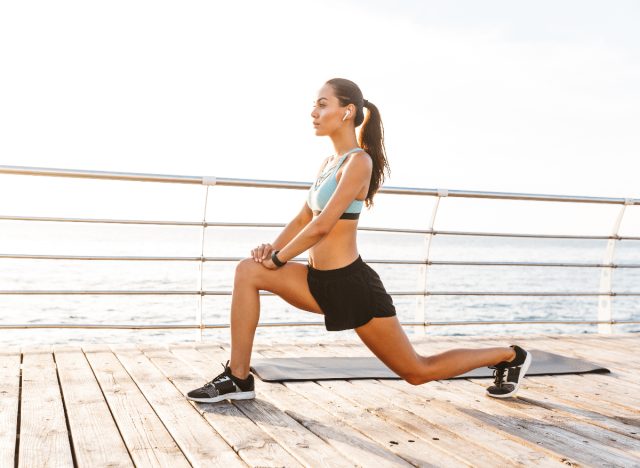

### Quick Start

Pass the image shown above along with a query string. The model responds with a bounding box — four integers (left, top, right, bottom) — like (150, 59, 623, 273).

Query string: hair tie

(363, 99, 369, 107)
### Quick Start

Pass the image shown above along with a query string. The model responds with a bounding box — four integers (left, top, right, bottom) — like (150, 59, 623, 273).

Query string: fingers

(252, 243, 273, 262)
(260, 259, 277, 270)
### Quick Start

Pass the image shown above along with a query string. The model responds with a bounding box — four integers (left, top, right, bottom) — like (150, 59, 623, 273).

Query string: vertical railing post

(597, 199, 631, 334)
(416, 189, 447, 334)
(197, 177, 216, 341)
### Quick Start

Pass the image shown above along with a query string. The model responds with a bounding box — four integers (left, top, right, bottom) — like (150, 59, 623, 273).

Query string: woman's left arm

(268, 153, 372, 266)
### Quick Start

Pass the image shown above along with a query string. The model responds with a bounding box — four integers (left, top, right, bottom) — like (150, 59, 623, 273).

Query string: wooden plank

(110, 345, 245, 468)
(567, 335, 640, 350)
(324, 336, 636, 460)
(189, 344, 364, 467)
(509, 379, 640, 439)
(459, 377, 640, 454)
(527, 337, 640, 386)
(412, 338, 640, 438)
(0, 349, 20, 468)
(287, 342, 564, 467)
(383, 376, 640, 467)
(524, 374, 640, 414)
(83, 346, 191, 468)
(146, 344, 303, 468)
(349, 379, 565, 467)
(319, 378, 521, 468)
(19, 348, 74, 468)
(414, 339, 640, 417)
(254, 378, 415, 468)
(555, 336, 639, 367)
(490, 337, 640, 412)
(283, 379, 457, 467)
(413, 341, 640, 436)
(252, 346, 469, 466)
(53, 346, 133, 467)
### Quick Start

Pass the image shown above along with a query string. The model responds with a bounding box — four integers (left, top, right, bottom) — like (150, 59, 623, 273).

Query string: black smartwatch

(271, 250, 287, 267)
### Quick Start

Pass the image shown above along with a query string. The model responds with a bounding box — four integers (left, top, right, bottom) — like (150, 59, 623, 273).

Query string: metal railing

(1, 164, 639, 337)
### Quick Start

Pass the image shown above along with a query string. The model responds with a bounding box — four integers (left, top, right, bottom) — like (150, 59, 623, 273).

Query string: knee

(235, 257, 260, 282)
(400, 356, 435, 386)
(403, 373, 430, 386)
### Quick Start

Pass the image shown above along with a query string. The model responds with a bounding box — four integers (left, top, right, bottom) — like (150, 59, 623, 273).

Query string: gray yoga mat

(250, 350, 610, 382)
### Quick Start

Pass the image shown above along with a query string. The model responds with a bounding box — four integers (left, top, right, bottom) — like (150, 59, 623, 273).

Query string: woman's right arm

(251, 200, 313, 262)
(272, 201, 313, 249)
(251, 157, 327, 263)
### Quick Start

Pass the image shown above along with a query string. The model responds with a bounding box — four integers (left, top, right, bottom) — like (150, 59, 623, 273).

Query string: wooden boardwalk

(1, 333, 639, 467)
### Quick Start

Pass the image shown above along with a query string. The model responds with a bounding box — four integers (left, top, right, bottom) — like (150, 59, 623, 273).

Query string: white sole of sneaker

(187, 390, 256, 404)
(486, 351, 532, 399)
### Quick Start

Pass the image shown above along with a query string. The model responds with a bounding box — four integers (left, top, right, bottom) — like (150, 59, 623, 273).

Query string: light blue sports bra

(307, 147, 366, 219)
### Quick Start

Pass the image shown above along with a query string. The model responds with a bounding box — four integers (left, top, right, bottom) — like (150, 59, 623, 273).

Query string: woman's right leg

(229, 258, 323, 378)
(355, 316, 515, 384)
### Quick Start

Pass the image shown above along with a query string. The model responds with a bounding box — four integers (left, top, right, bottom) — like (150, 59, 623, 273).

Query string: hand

(261, 257, 278, 270)
(251, 243, 274, 263)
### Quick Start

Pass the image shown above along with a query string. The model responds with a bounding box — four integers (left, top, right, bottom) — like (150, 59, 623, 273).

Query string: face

(310, 84, 351, 136)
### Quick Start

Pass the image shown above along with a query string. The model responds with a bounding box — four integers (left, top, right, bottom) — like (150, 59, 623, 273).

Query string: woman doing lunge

(187, 78, 532, 403)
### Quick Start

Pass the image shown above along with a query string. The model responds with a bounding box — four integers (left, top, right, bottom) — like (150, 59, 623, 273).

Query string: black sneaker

(187, 360, 255, 403)
(486, 345, 532, 398)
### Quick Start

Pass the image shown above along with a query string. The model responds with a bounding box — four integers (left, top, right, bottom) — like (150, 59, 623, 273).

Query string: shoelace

(204, 361, 231, 388)
(492, 367, 506, 388)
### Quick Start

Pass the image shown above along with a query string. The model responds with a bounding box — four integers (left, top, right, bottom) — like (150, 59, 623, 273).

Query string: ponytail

(326, 78, 390, 208)
(359, 99, 390, 208)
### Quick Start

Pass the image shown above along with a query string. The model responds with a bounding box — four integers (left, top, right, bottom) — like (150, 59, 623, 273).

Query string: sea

(0, 222, 638, 347)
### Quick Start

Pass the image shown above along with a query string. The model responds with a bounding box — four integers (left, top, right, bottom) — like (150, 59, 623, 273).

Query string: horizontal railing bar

(1, 319, 637, 330)
(428, 292, 640, 296)
(1, 290, 638, 296)
(2, 215, 639, 242)
(2, 164, 639, 205)
(0, 165, 206, 184)
(0, 216, 633, 243)
(433, 230, 640, 241)
(0, 323, 324, 330)
(0, 323, 205, 329)
(0, 215, 204, 226)
(3, 253, 639, 269)
(0, 290, 202, 295)
(421, 319, 640, 326)
(0, 253, 206, 261)
(430, 261, 640, 268)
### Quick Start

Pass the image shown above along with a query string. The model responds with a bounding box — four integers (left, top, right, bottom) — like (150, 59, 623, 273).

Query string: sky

(1, 0, 639, 235)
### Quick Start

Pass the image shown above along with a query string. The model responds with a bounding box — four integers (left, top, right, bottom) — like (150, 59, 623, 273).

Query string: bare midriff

(308, 218, 359, 270)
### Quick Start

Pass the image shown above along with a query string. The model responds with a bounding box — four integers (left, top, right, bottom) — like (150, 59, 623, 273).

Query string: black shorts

(307, 255, 397, 331)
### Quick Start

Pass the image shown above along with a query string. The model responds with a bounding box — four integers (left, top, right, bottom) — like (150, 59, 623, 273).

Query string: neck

(329, 130, 359, 159)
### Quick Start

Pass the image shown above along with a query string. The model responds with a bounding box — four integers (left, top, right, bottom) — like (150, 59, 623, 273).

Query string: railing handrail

(2, 164, 639, 205)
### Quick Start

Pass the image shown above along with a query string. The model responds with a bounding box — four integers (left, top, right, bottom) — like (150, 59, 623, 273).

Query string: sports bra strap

(334, 147, 363, 170)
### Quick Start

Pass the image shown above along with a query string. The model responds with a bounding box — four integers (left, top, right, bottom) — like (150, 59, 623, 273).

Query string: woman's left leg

(355, 316, 515, 385)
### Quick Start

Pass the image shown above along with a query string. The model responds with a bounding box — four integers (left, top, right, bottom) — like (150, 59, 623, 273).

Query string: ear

(343, 103, 356, 120)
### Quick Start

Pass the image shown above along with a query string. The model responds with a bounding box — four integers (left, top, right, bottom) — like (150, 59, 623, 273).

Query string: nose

(310, 108, 318, 119)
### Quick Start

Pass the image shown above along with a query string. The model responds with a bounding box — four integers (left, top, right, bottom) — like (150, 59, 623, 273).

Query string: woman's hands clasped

(251, 243, 278, 270)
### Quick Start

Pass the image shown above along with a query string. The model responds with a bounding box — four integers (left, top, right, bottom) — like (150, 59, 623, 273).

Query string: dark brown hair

(326, 78, 390, 208)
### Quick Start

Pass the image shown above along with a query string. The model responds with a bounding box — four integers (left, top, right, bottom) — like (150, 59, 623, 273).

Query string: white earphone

(342, 109, 351, 121)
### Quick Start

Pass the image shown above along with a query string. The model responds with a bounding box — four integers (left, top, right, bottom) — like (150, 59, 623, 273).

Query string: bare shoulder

(345, 150, 373, 170)
(336, 151, 372, 187)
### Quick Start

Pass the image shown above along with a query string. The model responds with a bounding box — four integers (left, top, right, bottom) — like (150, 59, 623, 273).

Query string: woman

(187, 78, 531, 403)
